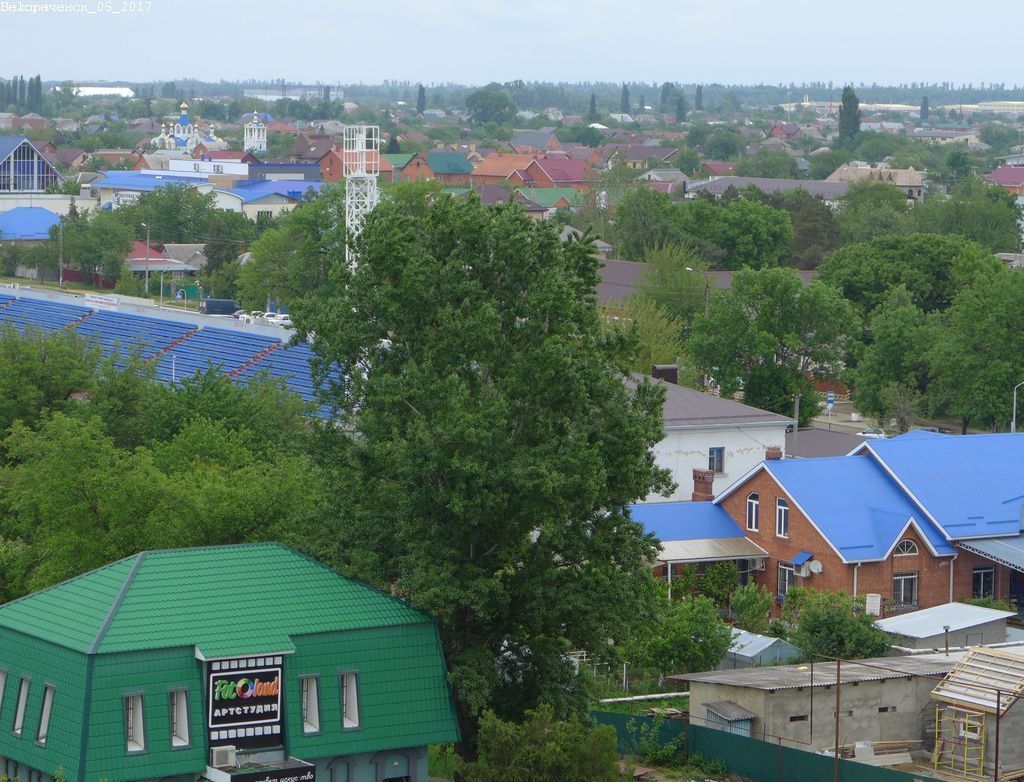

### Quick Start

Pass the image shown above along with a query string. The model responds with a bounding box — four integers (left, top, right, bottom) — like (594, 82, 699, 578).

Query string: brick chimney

(765, 446, 783, 461)
(692, 468, 715, 502)
(652, 364, 678, 385)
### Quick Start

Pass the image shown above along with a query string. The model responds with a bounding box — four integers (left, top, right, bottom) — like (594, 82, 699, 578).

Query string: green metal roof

(516, 187, 582, 208)
(427, 151, 473, 175)
(382, 153, 415, 169)
(0, 544, 432, 657)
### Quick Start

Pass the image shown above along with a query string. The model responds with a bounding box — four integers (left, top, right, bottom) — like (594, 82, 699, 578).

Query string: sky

(4, 0, 1022, 86)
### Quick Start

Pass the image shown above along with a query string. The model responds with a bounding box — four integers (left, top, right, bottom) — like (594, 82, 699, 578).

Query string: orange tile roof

(472, 152, 544, 178)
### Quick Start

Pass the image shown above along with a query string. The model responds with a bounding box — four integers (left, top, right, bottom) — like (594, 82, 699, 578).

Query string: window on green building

(124, 693, 146, 753)
(300, 677, 320, 734)
(36, 685, 53, 745)
(341, 672, 359, 729)
(170, 690, 189, 747)
(12, 678, 29, 736)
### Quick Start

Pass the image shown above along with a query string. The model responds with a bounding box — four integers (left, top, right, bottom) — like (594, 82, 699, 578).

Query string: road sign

(826, 391, 835, 409)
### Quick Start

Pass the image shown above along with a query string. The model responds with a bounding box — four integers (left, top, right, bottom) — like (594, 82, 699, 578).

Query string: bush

(731, 582, 774, 633)
(962, 597, 1014, 612)
(627, 715, 686, 767)
(457, 705, 620, 782)
(686, 751, 729, 777)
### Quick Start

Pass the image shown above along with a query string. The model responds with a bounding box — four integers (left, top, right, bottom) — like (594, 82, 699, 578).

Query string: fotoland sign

(207, 656, 284, 748)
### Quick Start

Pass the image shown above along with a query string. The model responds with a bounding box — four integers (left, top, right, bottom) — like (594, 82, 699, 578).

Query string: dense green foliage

(457, 705, 620, 782)
(731, 582, 775, 634)
(784, 589, 890, 660)
(625, 596, 733, 679)
(292, 194, 672, 755)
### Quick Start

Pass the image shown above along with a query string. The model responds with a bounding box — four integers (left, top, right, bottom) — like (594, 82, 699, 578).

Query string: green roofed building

(0, 543, 458, 782)
(512, 188, 583, 211)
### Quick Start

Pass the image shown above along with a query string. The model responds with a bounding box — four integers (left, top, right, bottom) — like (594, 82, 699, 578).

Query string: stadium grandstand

(0, 289, 337, 418)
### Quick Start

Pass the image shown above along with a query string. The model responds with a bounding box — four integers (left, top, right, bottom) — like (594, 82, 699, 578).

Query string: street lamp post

(159, 270, 166, 307)
(1013, 381, 1024, 433)
(57, 221, 64, 289)
(685, 266, 711, 315)
(141, 223, 150, 295)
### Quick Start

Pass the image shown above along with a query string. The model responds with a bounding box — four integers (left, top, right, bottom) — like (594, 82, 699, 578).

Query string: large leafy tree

(835, 180, 914, 245)
(688, 268, 860, 424)
(292, 195, 671, 759)
(784, 589, 890, 660)
(926, 266, 1024, 431)
(913, 176, 1022, 252)
(819, 233, 1000, 315)
(625, 596, 732, 682)
(465, 88, 517, 126)
(838, 85, 862, 141)
(677, 197, 793, 270)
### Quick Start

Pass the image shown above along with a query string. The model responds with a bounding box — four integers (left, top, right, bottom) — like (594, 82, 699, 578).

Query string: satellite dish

(808, 560, 824, 575)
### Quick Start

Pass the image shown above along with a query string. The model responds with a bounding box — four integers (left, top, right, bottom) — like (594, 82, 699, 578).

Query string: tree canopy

(292, 194, 671, 757)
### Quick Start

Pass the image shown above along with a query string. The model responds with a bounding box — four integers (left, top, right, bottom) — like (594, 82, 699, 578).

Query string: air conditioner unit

(796, 563, 811, 578)
(754, 558, 766, 571)
(211, 746, 237, 769)
(865, 593, 882, 617)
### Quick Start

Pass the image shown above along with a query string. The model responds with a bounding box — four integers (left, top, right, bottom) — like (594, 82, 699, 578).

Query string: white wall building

(244, 111, 267, 153)
(639, 376, 793, 503)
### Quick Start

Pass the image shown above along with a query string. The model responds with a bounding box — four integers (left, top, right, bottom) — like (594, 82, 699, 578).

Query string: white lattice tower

(343, 125, 380, 263)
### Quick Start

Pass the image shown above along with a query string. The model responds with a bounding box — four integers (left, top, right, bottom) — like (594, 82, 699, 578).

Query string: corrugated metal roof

(628, 375, 794, 429)
(672, 650, 980, 689)
(0, 543, 431, 656)
(729, 628, 791, 659)
(0, 207, 60, 240)
(705, 700, 758, 722)
(957, 533, 1024, 571)
(865, 433, 1024, 540)
(876, 602, 1016, 639)
(631, 501, 744, 541)
(659, 537, 768, 563)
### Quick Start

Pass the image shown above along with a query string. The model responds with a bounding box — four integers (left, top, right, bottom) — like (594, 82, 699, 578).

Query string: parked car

(856, 427, 888, 439)
(264, 312, 293, 328)
(231, 309, 246, 319)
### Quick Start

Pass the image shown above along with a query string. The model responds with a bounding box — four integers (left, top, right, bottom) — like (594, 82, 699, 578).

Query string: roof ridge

(0, 550, 142, 615)
(89, 551, 147, 654)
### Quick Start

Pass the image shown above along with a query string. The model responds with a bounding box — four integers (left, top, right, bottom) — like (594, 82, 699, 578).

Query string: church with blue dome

(151, 101, 227, 153)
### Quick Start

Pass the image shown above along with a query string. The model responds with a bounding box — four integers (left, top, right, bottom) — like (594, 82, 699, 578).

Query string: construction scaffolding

(933, 706, 987, 778)
(342, 125, 380, 264)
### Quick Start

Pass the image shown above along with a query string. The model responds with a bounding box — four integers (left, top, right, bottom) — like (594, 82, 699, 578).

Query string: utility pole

(793, 395, 801, 457)
(57, 221, 63, 288)
(141, 222, 150, 294)
(834, 658, 841, 782)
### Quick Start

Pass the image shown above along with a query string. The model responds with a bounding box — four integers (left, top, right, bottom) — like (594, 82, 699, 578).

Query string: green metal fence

(688, 723, 941, 782)
(589, 711, 687, 756)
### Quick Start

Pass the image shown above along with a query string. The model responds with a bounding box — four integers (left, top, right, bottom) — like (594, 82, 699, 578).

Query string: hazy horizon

(3, 0, 1021, 87)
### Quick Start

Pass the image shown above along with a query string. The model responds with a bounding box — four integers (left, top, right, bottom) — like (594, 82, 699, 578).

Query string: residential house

(470, 153, 543, 186)
(45, 147, 89, 170)
(289, 134, 334, 164)
(513, 187, 582, 215)
(91, 149, 143, 168)
(194, 150, 260, 165)
(701, 161, 736, 177)
(769, 122, 801, 141)
(15, 113, 46, 132)
(426, 151, 473, 185)
(211, 180, 323, 221)
(686, 176, 848, 204)
(381, 152, 415, 183)
(0, 114, 16, 131)
(395, 153, 435, 182)
(0, 543, 458, 782)
(987, 166, 1024, 195)
(827, 163, 925, 202)
(560, 144, 604, 166)
(640, 169, 689, 184)
(509, 128, 561, 152)
(162, 243, 208, 270)
(604, 144, 677, 170)
(911, 129, 979, 144)
(710, 432, 1024, 616)
(632, 373, 793, 503)
(509, 158, 598, 191)
(560, 225, 612, 258)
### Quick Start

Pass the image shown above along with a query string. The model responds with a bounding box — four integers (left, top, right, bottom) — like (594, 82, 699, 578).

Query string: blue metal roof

(762, 456, 955, 562)
(629, 502, 744, 542)
(0, 135, 30, 162)
(0, 207, 60, 240)
(92, 172, 207, 192)
(226, 180, 324, 203)
(866, 433, 1024, 540)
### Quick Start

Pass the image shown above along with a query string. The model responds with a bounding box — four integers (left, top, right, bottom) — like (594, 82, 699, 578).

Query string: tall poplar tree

(695, 84, 703, 111)
(416, 84, 426, 114)
(587, 93, 597, 122)
(920, 95, 930, 121)
(620, 83, 630, 114)
(838, 85, 862, 141)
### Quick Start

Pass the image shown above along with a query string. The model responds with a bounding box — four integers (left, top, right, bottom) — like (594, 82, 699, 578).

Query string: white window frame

(300, 676, 321, 734)
(892, 572, 919, 607)
(775, 499, 789, 538)
(746, 493, 759, 531)
(893, 539, 918, 556)
(341, 672, 360, 730)
(708, 447, 725, 474)
(972, 567, 995, 599)
(36, 685, 54, 746)
(777, 562, 795, 597)
(124, 693, 145, 753)
(12, 678, 29, 736)
(169, 689, 189, 748)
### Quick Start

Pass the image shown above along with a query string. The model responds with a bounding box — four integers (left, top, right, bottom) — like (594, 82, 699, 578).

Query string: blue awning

(792, 551, 814, 566)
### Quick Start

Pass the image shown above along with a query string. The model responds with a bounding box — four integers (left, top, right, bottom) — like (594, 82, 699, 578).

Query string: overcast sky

(5, 0, 1021, 86)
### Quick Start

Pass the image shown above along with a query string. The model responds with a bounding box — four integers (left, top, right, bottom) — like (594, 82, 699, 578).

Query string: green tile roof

(0, 544, 432, 657)
(516, 187, 583, 207)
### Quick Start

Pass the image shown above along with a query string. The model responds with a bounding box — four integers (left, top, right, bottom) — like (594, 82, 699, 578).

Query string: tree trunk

(452, 696, 479, 782)
(961, 416, 969, 435)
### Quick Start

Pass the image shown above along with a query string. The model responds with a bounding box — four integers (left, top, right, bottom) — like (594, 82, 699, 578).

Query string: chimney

(765, 446, 783, 461)
(652, 364, 678, 385)
(692, 468, 715, 502)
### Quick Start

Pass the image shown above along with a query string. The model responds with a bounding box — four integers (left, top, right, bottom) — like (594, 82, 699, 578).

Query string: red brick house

(769, 122, 801, 141)
(510, 158, 599, 191)
(640, 433, 1024, 618)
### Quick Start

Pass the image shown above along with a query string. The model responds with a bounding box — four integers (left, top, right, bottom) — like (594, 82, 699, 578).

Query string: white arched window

(746, 493, 760, 531)
(894, 539, 919, 556)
